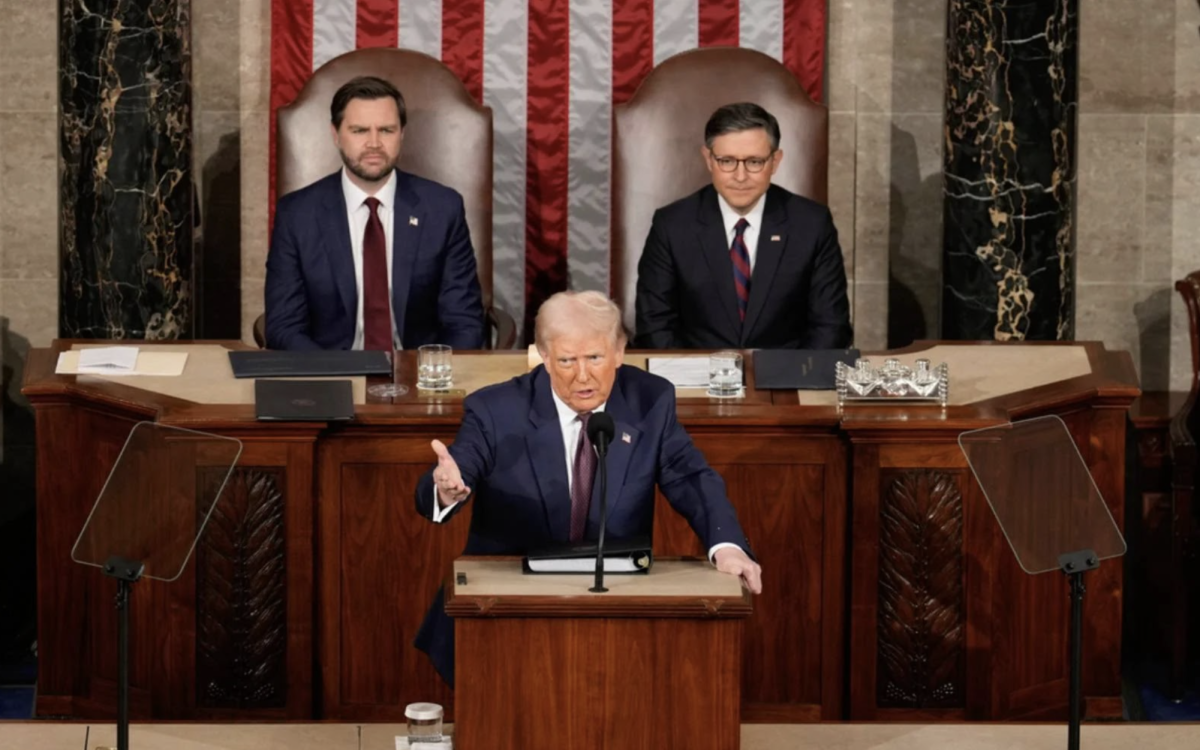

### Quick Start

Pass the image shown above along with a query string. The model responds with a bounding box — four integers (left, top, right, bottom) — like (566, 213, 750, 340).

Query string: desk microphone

(587, 412, 615, 593)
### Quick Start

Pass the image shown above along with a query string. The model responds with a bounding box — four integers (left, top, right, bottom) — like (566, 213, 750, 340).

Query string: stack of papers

(77, 346, 139, 374)
(55, 347, 189, 377)
(647, 357, 710, 388)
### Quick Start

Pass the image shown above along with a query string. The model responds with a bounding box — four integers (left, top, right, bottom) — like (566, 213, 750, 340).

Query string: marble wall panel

(888, 0, 945, 114)
(0, 113, 59, 281)
(853, 280, 889, 351)
(1143, 116, 1178, 285)
(853, 115, 893, 285)
(942, 0, 1078, 341)
(1079, 1, 1177, 114)
(1075, 115, 1146, 284)
(239, 0, 272, 113)
(59, 0, 195, 339)
(853, 0, 894, 113)
(1166, 117, 1200, 280)
(0, 0, 57, 111)
(194, 0, 242, 113)
(826, 0, 857, 114)
(828, 112, 857, 281)
(240, 108, 270, 299)
(1172, 0, 1200, 113)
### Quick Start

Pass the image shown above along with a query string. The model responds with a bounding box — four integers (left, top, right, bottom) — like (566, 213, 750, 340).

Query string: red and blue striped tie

(730, 218, 751, 322)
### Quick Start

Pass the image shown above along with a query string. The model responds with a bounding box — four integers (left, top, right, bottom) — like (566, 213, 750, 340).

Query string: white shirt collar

(716, 191, 767, 237)
(549, 386, 607, 428)
(341, 166, 397, 211)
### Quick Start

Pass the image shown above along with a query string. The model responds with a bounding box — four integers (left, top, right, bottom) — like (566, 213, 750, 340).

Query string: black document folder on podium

(254, 379, 354, 421)
(523, 537, 653, 574)
(229, 350, 391, 378)
(753, 348, 860, 390)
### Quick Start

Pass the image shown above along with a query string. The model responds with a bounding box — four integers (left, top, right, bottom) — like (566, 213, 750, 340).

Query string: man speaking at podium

(413, 291, 762, 685)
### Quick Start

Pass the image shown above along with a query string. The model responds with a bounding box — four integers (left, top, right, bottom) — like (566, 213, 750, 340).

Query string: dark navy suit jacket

(264, 169, 485, 350)
(413, 364, 752, 685)
(634, 183, 852, 350)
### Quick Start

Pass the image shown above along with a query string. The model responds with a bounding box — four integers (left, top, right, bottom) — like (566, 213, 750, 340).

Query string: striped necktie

(730, 218, 751, 322)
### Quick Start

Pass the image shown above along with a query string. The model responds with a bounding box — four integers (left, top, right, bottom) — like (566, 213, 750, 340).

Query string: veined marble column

(59, 0, 194, 339)
(942, 1, 1077, 341)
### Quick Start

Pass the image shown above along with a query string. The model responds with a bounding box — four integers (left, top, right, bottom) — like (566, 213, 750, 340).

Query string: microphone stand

(590, 430, 611, 593)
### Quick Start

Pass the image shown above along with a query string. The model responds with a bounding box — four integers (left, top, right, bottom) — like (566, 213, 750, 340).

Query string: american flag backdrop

(270, 0, 826, 339)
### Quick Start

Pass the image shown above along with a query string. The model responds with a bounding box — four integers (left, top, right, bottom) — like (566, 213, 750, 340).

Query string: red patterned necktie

(730, 217, 751, 322)
(362, 197, 392, 350)
(569, 412, 596, 542)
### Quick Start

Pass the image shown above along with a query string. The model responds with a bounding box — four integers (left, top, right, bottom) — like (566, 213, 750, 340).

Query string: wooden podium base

(447, 558, 751, 750)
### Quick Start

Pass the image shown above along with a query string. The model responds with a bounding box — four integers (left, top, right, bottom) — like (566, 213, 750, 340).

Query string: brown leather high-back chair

(611, 47, 829, 334)
(270, 47, 515, 348)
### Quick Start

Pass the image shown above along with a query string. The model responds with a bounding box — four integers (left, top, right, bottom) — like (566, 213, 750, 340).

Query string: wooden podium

(445, 558, 752, 750)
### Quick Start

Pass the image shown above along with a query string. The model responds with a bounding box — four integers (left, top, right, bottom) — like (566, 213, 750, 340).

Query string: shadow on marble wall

(198, 129, 242, 339)
(0, 318, 37, 660)
(887, 123, 942, 348)
(1136, 288, 1173, 391)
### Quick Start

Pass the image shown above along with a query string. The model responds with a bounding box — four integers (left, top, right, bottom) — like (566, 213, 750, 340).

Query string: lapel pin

(770, 234, 781, 242)
(622, 432, 632, 444)
(409, 216, 419, 226)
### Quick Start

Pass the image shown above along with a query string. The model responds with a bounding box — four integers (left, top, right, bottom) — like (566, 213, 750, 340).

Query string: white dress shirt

(341, 168, 402, 350)
(431, 389, 739, 563)
(716, 192, 767, 272)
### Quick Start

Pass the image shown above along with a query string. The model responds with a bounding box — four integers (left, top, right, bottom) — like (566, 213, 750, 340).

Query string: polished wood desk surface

(24, 339, 1138, 427)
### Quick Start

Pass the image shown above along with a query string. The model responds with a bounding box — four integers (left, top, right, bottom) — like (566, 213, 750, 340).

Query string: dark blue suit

(265, 169, 485, 350)
(635, 184, 852, 350)
(413, 364, 752, 685)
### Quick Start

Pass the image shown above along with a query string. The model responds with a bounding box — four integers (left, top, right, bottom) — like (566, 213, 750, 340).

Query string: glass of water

(707, 350, 744, 398)
(417, 344, 453, 390)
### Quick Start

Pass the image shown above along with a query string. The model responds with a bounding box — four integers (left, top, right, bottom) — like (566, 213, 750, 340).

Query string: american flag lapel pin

(770, 234, 782, 242)
(409, 216, 419, 226)
(622, 432, 631, 444)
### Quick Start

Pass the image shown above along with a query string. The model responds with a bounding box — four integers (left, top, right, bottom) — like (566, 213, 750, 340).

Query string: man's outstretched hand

(713, 547, 762, 594)
(431, 439, 471, 508)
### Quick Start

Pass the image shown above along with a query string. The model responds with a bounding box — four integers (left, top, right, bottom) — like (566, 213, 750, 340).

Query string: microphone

(586, 412, 616, 593)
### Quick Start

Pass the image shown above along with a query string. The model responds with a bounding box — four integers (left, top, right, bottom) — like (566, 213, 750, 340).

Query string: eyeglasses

(709, 150, 775, 173)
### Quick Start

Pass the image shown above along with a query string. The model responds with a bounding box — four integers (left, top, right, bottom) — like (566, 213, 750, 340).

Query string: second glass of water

(417, 344, 453, 390)
(708, 350, 743, 398)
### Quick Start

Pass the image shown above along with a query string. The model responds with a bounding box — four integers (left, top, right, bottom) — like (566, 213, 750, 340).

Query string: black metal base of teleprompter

(1058, 549, 1099, 750)
(103, 556, 144, 750)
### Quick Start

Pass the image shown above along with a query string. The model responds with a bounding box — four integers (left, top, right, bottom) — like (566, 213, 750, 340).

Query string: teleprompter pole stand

(103, 556, 145, 750)
(1058, 549, 1099, 750)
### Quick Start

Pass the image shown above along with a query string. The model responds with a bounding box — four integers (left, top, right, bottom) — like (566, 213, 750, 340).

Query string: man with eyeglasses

(265, 76, 485, 351)
(634, 102, 852, 350)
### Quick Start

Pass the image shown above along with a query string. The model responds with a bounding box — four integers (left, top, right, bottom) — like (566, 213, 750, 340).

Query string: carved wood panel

(195, 467, 287, 709)
(877, 469, 965, 709)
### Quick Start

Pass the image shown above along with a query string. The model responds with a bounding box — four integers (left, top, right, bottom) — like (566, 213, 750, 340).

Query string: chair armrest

(487, 305, 518, 350)
(253, 313, 267, 349)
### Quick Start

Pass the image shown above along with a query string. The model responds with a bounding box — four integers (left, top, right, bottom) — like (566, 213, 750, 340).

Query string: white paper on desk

(77, 346, 139, 373)
(56, 350, 189, 376)
(647, 357, 710, 388)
